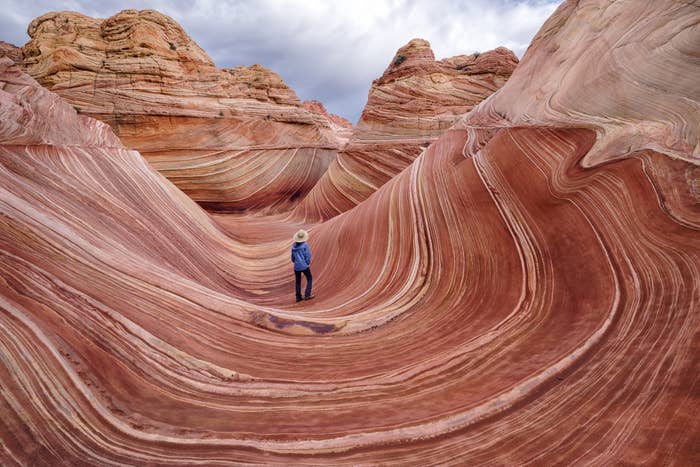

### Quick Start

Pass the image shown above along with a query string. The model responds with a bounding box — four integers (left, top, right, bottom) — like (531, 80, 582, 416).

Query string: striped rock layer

(1, 0, 699, 466)
(0, 41, 21, 63)
(294, 39, 518, 221)
(303, 100, 354, 145)
(19, 9, 346, 213)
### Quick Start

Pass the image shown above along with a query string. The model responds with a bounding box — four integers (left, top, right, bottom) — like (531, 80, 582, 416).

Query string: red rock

(19, 9, 346, 213)
(1, 0, 699, 464)
(304, 100, 354, 144)
(457, 0, 700, 166)
(0, 41, 21, 63)
(294, 39, 518, 220)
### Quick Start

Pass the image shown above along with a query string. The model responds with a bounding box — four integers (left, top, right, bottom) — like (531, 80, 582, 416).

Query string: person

(291, 229, 314, 302)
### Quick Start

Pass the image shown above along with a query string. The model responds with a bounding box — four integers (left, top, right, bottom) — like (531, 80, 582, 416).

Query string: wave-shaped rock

(294, 39, 518, 220)
(458, 0, 700, 168)
(19, 9, 345, 213)
(1, 0, 699, 464)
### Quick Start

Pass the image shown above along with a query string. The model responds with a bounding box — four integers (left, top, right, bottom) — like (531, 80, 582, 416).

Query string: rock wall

(304, 99, 354, 144)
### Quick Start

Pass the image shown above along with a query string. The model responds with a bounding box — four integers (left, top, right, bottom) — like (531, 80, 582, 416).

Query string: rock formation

(0, 41, 21, 63)
(16, 12, 516, 218)
(1, 0, 699, 464)
(458, 0, 700, 167)
(294, 39, 519, 220)
(303, 99, 354, 144)
(19, 9, 345, 213)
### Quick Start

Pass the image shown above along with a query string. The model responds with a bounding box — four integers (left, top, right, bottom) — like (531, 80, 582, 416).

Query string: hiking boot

(304, 295, 315, 300)
(296, 297, 303, 302)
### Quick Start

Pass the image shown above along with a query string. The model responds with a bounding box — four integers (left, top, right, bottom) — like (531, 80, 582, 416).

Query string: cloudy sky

(1, 0, 562, 122)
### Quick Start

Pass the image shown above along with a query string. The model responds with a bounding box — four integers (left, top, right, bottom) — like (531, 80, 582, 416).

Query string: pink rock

(19, 9, 348, 213)
(303, 99, 353, 144)
(0, 41, 22, 63)
(294, 39, 518, 220)
(1, 0, 699, 464)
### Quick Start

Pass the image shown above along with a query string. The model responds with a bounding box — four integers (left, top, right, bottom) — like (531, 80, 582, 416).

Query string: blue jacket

(291, 242, 311, 271)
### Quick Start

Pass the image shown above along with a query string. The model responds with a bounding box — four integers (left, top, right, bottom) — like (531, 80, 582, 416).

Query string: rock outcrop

(458, 0, 699, 167)
(294, 39, 518, 220)
(1, 0, 699, 464)
(0, 41, 21, 63)
(360, 39, 517, 136)
(19, 9, 346, 213)
(304, 99, 354, 144)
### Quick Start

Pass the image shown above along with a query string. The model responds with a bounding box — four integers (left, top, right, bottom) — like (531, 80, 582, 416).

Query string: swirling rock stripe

(292, 41, 518, 222)
(292, 144, 425, 220)
(146, 147, 335, 213)
(2, 117, 698, 463)
(1, 0, 699, 464)
(458, 0, 700, 166)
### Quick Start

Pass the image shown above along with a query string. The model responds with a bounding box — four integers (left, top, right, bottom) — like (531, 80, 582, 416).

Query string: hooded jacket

(291, 241, 311, 271)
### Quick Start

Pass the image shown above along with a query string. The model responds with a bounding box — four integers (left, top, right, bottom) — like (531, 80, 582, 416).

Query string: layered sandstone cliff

(20, 9, 346, 212)
(1, 0, 699, 464)
(360, 38, 518, 136)
(294, 39, 519, 220)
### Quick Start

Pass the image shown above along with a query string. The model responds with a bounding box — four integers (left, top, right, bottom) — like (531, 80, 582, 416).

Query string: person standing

(291, 230, 314, 302)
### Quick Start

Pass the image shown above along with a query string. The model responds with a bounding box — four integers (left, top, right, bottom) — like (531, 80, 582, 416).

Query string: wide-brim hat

(293, 229, 309, 242)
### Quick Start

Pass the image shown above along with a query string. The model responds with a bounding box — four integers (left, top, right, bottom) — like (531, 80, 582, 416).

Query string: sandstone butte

(1, 0, 699, 465)
(294, 38, 519, 220)
(17, 9, 350, 213)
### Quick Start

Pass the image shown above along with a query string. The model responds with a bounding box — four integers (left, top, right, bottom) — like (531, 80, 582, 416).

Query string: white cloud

(0, 0, 562, 122)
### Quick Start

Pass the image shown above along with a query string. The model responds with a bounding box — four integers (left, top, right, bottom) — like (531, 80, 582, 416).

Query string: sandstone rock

(0, 57, 121, 147)
(303, 99, 354, 144)
(1, 0, 699, 464)
(19, 9, 346, 213)
(361, 39, 517, 136)
(457, 0, 700, 166)
(294, 39, 518, 220)
(0, 41, 22, 63)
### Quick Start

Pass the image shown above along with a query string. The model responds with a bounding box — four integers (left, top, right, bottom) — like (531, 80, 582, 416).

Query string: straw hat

(293, 229, 309, 242)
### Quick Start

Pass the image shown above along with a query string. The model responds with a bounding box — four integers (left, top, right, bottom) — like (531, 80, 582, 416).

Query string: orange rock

(20, 9, 346, 213)
(364, 39, 517, 134)
(294, 38, 518, 220)
(303, 99, 353, 144)
(457, 0, 700, 167)
(1, 0, 699, 464)
(0, 41, 21, 63)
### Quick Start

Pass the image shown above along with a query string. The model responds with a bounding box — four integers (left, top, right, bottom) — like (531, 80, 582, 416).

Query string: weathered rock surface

(303, 99, 354, 144)
(457, 0, 700, 167)
(360, 39, 518, 136)
(1, 0, 699, 464)
(19, 9, 345, 213)
(294, 39, 518, 220)
(0, 41, 21, 63)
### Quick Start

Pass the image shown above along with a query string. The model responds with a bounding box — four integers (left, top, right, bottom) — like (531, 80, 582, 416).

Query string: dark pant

(295, 268, 312, 299)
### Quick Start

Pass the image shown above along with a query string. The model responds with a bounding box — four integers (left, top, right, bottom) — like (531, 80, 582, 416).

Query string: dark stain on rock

(267, 314, 338, 334)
